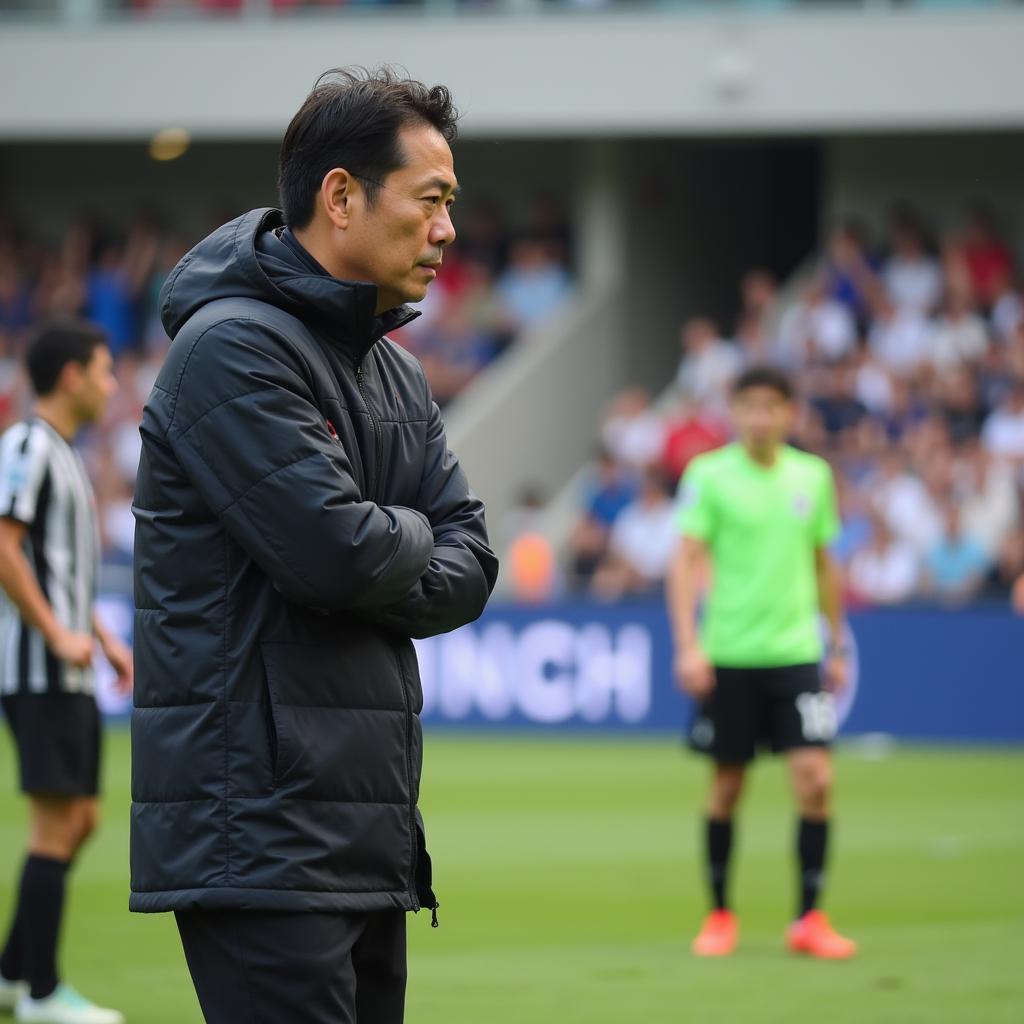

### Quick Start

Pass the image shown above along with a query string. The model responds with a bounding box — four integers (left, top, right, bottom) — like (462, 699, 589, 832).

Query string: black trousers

(175, 908, 407, 1024)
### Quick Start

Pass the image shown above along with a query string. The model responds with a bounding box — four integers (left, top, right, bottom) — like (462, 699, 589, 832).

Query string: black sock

(0, 878, 24, 982)
(4, 855, 70, 1000)
(706, 818, 734, 911)
(797, 818, 829, 918)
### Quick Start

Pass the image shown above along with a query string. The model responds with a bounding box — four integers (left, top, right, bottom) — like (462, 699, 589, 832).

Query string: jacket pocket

(262, 694, 280, 785)
(258, 640, 409, 802)
(261, 652, 290, 786)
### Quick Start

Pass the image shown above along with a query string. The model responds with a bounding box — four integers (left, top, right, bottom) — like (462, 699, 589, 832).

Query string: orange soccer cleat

(786, 910, 858, 960)
(692, 909, 739, 957)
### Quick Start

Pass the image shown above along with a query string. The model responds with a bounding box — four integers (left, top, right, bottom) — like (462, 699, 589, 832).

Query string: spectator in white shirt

(957, 444, 1020, 558)
(778, 277, 857, 366)
(871, 451, 944, 554)
(882, 210, 943, 315)
(601, 387, 666, 470)
(848, 510, 920, 606)
(676, 316, 742, 413)
(591, 469, 679, 599)
(868, 296, 933, 378)
(931, 292, 990, 370)
(981, 380, 1024, 465)
(733, 269, 781, 367)
(852, 348, 894, 416)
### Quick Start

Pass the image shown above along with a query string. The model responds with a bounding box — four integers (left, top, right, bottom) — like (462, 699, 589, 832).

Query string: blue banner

(841, 607, 1024, 743)
(415, 602, 1023, 743)
(416, 602, 671, 731)
(98, 593, 1023, 743)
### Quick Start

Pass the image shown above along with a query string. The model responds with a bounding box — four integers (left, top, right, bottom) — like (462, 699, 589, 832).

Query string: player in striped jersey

(0, 320, 131, 1024)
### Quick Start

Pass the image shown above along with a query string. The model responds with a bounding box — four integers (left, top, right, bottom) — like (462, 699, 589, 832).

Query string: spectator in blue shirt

(924, 503, 991, 606)
(569, 448, 639, 588)
(496, 237, 572, 332)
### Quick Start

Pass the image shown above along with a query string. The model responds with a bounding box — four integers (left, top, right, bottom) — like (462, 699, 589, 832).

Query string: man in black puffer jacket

(131, 68, 498, 1023)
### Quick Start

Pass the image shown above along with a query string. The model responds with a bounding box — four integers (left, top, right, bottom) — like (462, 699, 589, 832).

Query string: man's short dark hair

(732, 365, 795, 401)
(26, 318, 107, 397)
(278, 66, 460, 229)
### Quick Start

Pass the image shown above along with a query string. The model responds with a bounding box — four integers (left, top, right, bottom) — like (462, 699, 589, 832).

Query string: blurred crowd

(117, 0, 996, 14)
(121, 0, 654, 14)
(0, 200, 571, 564)
(550, 203, 1024, 610)
(392, 198, 572, 402)
(7, 196, 1023, 611)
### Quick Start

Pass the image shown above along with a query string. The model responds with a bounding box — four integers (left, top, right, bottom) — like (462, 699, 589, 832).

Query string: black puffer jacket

(130, 208, 497, 914)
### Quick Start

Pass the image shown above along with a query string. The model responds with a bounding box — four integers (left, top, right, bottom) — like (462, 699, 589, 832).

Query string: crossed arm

(164, 324, 497, 634)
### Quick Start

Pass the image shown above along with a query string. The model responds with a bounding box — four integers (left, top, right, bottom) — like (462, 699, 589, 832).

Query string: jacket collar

(245, 209, 421, 363)
(161, 207, 423, 353)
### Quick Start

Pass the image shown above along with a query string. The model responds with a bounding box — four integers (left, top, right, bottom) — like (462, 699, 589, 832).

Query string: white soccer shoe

(16, 984, 124, 1024)
(0, 975, 28, 1011)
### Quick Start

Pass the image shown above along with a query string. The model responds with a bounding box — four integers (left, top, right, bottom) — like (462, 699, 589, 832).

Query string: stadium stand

(559, 202, 1024, 608)
(2, 0, 1023, 611)
(0, 201, 573, 562)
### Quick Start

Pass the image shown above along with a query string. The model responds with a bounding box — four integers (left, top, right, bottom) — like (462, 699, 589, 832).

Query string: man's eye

(423, 196, 441, 206)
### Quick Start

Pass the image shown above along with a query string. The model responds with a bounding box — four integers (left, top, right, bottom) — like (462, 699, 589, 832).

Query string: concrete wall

(1, 8, 1023, 139)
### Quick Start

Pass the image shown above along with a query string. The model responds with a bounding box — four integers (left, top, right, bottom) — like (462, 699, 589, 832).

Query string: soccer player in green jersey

(668, 366, 857, 960)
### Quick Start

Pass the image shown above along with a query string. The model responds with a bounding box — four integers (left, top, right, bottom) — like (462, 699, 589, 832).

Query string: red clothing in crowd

(965, 239, 1013, 306)
(662, 412, 728, 481)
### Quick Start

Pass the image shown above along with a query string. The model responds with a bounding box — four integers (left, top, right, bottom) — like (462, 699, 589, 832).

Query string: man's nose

(429, 207, 456, 248)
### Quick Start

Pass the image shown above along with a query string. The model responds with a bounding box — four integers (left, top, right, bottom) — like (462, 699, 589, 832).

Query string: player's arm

(814, 462, 848, 693)
(93, 611, 133, 694)
(0, 517, 92, 668)
(815, 546, 848, 693)
(667, 535, 714, 699)
(815, 546, 844, 648)
(669, 461, 716, 698)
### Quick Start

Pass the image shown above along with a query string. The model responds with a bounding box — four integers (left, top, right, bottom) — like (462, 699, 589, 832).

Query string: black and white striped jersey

(0, 418, 100, 695)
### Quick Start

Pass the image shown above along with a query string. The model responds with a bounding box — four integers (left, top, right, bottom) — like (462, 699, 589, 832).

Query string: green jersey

(676, 443, 840, 668)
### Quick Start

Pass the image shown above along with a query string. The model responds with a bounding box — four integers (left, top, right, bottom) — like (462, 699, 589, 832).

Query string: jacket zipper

(355, 360, 384, 501)
(393, 648, 420, 913)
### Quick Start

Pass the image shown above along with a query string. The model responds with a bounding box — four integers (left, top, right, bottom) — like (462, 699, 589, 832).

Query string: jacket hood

(159, 208, 419, 358)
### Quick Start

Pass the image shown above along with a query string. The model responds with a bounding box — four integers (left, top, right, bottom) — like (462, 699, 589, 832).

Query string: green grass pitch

(1, 730, 1022, 1023)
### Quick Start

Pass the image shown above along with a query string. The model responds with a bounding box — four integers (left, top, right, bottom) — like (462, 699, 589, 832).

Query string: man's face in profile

(69, 344, 117, 425)
(344, 122, 459, 314)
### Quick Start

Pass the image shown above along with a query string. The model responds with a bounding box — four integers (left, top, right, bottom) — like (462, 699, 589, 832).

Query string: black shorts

(1, 692, 102, 797)
(688, 663, 836, 764)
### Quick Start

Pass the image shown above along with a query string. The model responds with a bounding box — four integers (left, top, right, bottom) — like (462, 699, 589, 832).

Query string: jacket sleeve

(162, 319, 434, 611)
(364, 393, 499, 639)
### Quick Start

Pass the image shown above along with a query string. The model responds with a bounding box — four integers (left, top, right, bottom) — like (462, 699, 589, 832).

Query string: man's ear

(58, 360, 85, 395)
(321, 168, 357, 231)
